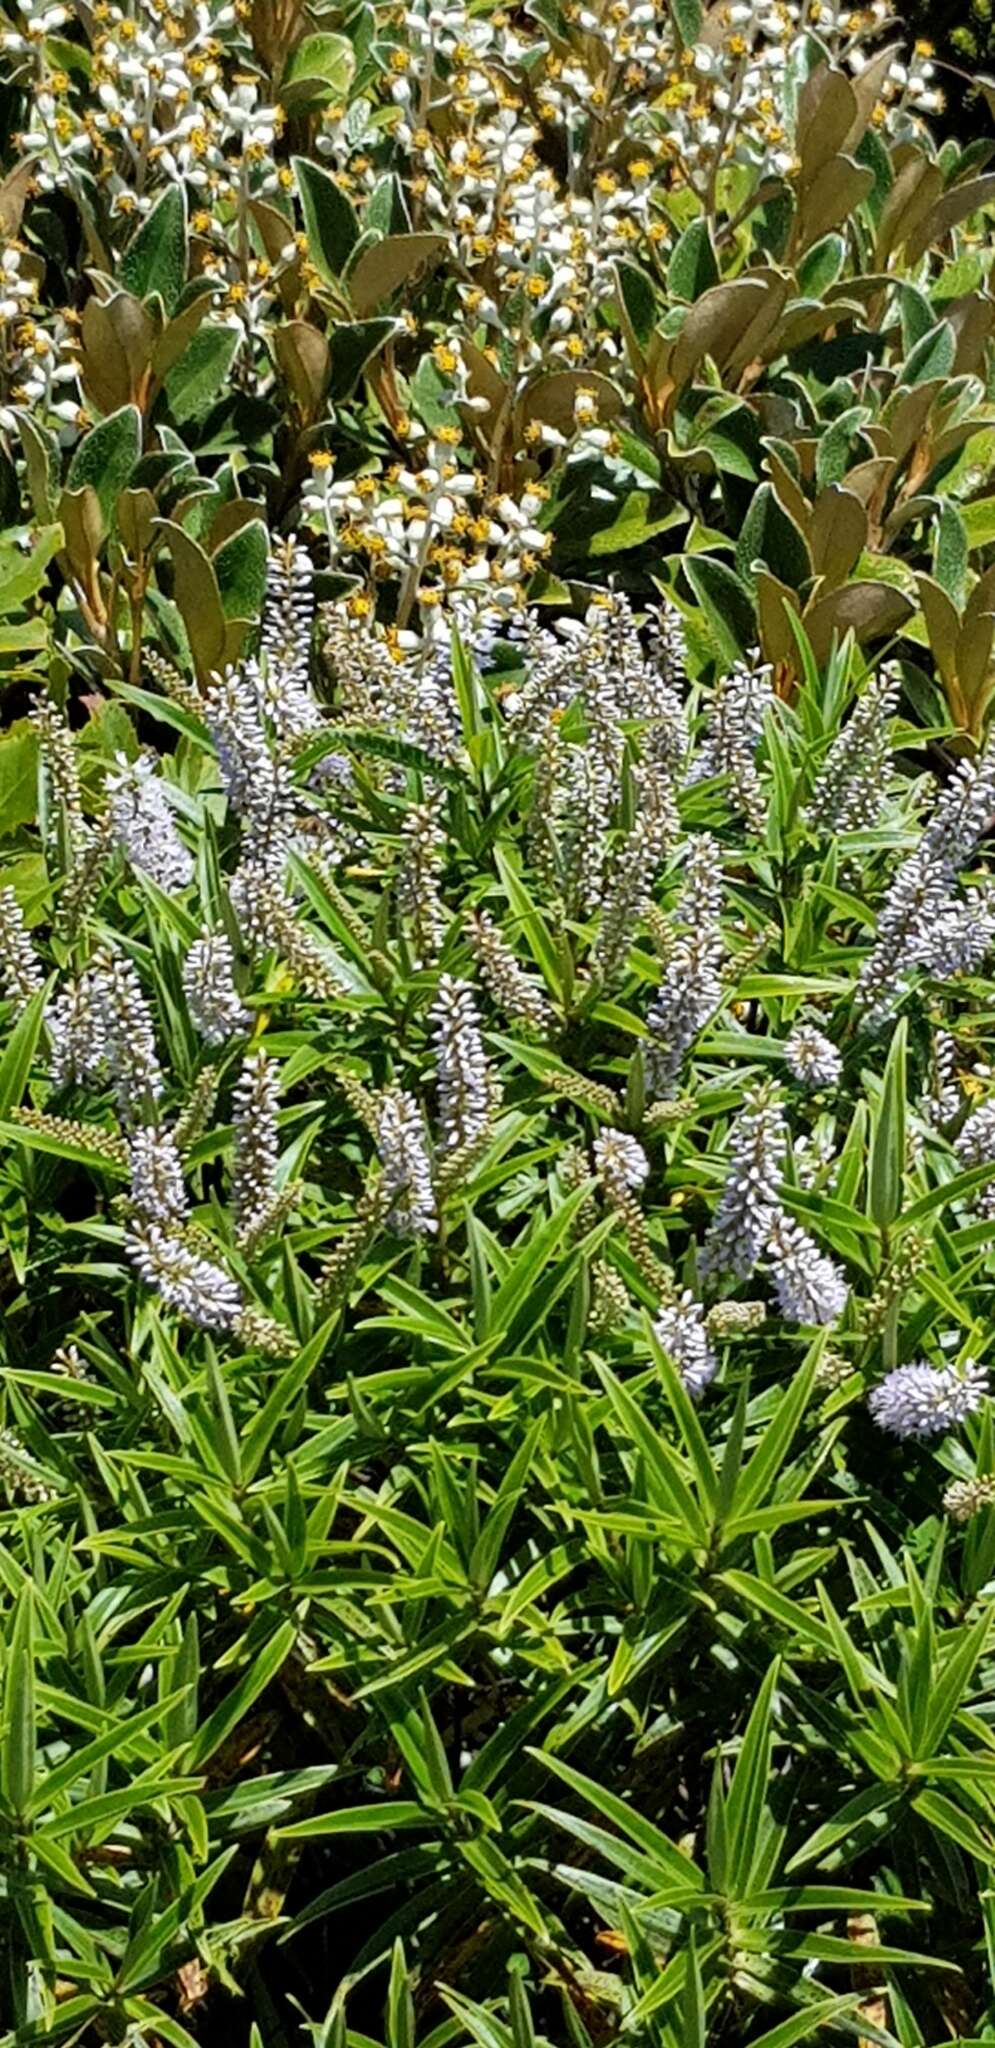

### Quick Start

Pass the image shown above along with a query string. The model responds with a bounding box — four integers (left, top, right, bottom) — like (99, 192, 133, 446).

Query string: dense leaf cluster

(4, 0, 995, 2044)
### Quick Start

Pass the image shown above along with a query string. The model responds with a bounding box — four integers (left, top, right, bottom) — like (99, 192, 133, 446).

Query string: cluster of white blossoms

(0, 236, 39, 327)
(0, 230, 81, 434)
(0, 885, 43, 1011)
(686, 654, 773, 832)
(431, 974, 495, 1153)
(703, 1086, 849, 1328)
(106, 753, 194, 894)
(19, 465, 995, 1496)
(323, 602, 470, 766)
(944, 1474, 995, 1523)
(398, 802, 447, 968)
(25, 550, 346, 1342)
(783, 1023, 842, 1091)
(647, 833, 724, 1095)
(500, 594, 685, 934)
(467, 909, 552, 1033)
(593, 1128, 649, 1203)
(376, 1087, 438, 1239)
(127, 1222, 243, 1330)
(304, 422, 555, 639)
(52, 945, 270, 1332)
(182, 930, 250, 1045)
(372, 0, 942, 392)
(205, 665, 294, 877)
(232, 1049, 281, 1237)
(805, 668, 901, 836)
(258, 539, 323, 745)
(869, 1361, 989, 1440)
(128, 1124, 187, 1227)
(953, 1099, 995, 1222)
(654, 1292, 717, 1400)
(7, 0, 285, 227)
(48, 951, 164, 1116)
(858, 741, 995, 1023)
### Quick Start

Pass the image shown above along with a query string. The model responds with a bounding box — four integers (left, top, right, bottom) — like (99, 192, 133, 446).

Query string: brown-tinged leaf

(58, 486, 105, 618)
(117, 487, 156, 558)
(809, 485, 867, 589)
(727, 270, 793, 376)
(875, 154, 944, 266)
(272, 320, 331, 420)
(825, 274, 893, 304)
(884, 493, 934, 544)
(154, 518, 226, 680)
(670, 278, 771, 389)
(842, 456, 895, 510)
(755, 567, 802, 672)
(249, 198, 301, 314)
(151, 284, 216, 382)
(58, 485, 102, 583)
(946, 291, 995, 378)
(905, 173, 995, 265)
(763, 447, 810, 533)
(844, 43, 902, 147)
(223, 617, 254, 668)
(347, 233, 445, 317)
(956, 610, 995, 724)
(520, 368, 623, 436)
(209, 498, 267, 550)
(804, 580, 914, 663)
(639, 330, 676, 429)
(795, 156, 874, 252)
(780, 431, 818, 483)
(251, 0, 304, 74)
(882, 381, 941, 466)
(915, 573, 960, 690)
(0, 159, 36, 239)
(863, 424, 893, 459)
(963, 559, 995, 636)
(81, 293, 159, 415)
(847, 44, 900, 142)
(771, 298, 865, 356)
(79, 298, 132, 417)
(796, 65, 858, 188)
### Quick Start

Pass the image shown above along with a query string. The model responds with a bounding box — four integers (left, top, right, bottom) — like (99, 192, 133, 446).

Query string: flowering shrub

(5, 0, 995, 2043)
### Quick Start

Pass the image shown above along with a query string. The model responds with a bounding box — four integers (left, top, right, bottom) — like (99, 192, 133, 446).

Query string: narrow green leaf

(187, 1620, 297, 1768)
(595, 1359, 709, 1548)
(2, 1587, 35, 1820)
(0, 982, 50, 1118)
(868, 1017, 906, 1226)
(276, 1800, 431, 1840)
